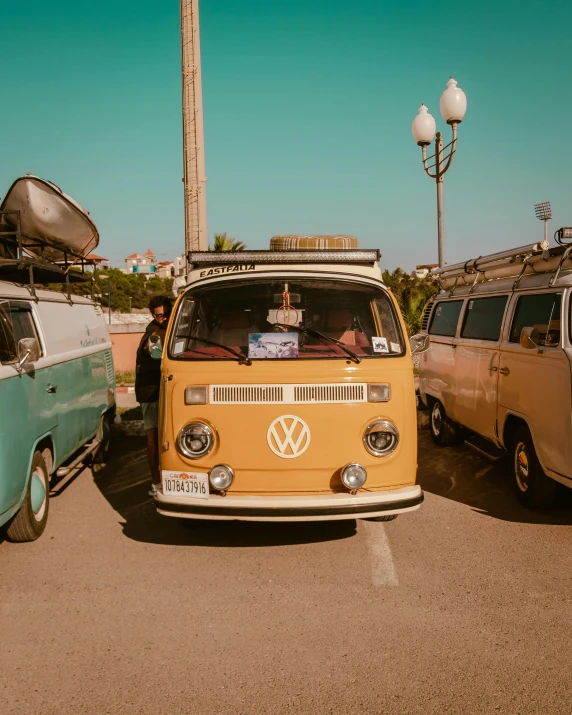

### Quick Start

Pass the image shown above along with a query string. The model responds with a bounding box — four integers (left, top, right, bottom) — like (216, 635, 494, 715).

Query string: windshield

(170, 278, 404, 361)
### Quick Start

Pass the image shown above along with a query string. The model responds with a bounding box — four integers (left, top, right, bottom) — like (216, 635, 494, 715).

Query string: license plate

(161, 470, 209, 499)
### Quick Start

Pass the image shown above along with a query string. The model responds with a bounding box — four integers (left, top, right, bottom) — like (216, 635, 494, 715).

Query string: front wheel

(5, 451, 50, 542)
(365, 515, 398, 522)
(429, 400, 461, 447)
(511, 426, 556, 508)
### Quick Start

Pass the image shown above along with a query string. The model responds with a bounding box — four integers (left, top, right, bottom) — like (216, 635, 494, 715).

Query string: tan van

(154, 236, 425, 522)
(418, 238, 572, 507)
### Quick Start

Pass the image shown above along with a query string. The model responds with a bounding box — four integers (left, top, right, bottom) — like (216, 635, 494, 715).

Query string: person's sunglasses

(153, 312, 168, 321)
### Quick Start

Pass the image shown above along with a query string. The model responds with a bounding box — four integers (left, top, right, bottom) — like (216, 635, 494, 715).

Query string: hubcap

(432, 404, 443, 435)
(515, 441, 530, 492)
(30, 468, 47, 521)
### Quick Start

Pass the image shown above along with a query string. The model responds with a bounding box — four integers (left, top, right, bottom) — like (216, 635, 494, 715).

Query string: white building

(124, 249, 157, 276)
(412, 264, 439, 280)
(123, 251, 185, 280)
(156, 255, 186, 279)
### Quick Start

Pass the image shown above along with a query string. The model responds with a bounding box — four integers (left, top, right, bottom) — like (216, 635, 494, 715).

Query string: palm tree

(210, 233, 246, 252)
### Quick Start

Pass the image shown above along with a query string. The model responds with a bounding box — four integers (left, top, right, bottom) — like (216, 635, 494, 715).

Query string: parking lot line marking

(363, 522, 399, 588)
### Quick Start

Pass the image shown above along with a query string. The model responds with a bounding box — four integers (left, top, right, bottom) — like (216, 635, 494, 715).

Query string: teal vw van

(0, 176, 116, 542)
(0, 280, 116, 541)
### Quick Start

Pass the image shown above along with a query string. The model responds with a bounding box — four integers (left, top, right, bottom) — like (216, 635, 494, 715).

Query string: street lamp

(98, 273, 111, 323)
(412, 77, 467, 267)
(534, 201, 552, 248)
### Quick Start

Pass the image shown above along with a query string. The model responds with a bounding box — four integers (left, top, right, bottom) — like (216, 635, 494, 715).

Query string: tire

(92, 414, 112, 465)
(6, 451, 50, 542)
(365, 515, 398, 522)
(429, 400, 461, 447)
(511, 425, 557, 508)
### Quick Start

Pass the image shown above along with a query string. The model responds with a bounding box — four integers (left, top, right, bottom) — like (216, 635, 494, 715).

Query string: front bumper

(155, 484, 423, 522)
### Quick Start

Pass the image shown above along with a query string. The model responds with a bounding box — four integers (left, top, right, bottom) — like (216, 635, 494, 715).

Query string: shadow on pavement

(93, 437, 357, 546)
(417, 430, 572, 525)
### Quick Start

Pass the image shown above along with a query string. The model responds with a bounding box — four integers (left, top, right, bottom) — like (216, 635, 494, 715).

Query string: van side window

(0, 302, 16, 362)
(510, 293, 562, 347)
(0, 301, 40, 363)
(428, 300, 463, 337)
(461, 296, 508, 341)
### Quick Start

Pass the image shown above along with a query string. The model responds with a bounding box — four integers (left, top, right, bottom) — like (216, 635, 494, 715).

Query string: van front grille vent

(209, 383, 367, 405)
(211, 386, 284, 404)
(293, 384, 365, 403)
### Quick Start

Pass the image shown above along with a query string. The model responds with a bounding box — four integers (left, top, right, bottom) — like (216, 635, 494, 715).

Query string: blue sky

(1, 0, 571, 271)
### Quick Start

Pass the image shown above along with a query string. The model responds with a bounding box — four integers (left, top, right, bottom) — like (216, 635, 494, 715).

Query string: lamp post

(412, 77, 467, 267)
(99, 273, 111, 323)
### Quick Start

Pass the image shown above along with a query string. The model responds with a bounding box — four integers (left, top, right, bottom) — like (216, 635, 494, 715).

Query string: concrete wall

(109, 324, 145, 373)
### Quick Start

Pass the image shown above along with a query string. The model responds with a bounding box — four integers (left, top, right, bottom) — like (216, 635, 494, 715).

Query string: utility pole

(181, 0, 208, 256)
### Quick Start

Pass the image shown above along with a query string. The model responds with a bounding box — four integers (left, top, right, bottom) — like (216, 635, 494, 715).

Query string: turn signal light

(185, 386, 208, 405)
(367, 384, 391, 402)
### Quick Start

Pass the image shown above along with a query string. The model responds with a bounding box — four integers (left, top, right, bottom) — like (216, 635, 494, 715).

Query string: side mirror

(17, 337, 41, 368)
(520, 326, 540, 350)
(410, 333, 430, 355)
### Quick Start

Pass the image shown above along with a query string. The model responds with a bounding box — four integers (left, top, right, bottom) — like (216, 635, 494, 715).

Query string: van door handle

(46, 384, 57, 393)
(499, 367, 510, 376)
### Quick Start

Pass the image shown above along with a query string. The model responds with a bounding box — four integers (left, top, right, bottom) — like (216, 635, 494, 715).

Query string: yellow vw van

(155, 237, 425, 521)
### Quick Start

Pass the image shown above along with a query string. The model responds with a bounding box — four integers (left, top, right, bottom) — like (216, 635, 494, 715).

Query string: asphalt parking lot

(1, 432, 572, 714)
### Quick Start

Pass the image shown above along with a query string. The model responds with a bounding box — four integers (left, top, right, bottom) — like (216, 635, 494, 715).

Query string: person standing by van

(135, 296, 172, 496)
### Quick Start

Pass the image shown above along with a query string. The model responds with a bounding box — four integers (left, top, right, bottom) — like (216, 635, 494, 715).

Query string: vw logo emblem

(267, 415, 311, 459)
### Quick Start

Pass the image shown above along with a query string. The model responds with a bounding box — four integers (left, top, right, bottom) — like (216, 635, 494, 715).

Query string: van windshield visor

(170, 278, 404, 361)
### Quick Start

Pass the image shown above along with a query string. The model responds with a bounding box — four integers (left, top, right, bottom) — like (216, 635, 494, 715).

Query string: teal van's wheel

(6, 451, 50, 542)
(92, 414, 112, 466)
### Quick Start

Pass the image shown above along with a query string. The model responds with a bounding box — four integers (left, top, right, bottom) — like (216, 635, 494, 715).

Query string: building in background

(124, 249, 157, 276)
(55, 252, 109, 271)
(155, 255, 186, 279)
(85, 253, 110, 269)
(122, 250, 185, 280)
(412, 264, 439, 280)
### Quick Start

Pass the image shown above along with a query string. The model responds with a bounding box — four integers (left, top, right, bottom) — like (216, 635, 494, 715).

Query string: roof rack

(0, 210, 96, 301)
(187, 249, 380, 268)
(432, 240, 572, 294)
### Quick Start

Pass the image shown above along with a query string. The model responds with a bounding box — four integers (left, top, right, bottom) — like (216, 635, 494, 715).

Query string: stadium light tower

(181, 0, 208, 255)
(534, 201, 552, 248)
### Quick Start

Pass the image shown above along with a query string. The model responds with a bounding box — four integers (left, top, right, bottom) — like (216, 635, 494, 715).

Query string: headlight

(177, 422, 214, 459)
(185, 386, 208, 405)
(363, 420, 398, 456)
(209, 464, 234, 492)
(367, 383, 391, 402)
(341, 463, 367, 491)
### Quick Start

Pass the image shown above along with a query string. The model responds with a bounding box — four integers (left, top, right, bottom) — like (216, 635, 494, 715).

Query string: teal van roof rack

(0, 210, 96, 301)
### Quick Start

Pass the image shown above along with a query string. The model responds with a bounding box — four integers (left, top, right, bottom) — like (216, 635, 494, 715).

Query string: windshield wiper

(177, 334, 252, 365)
(274, 323, 361, 364)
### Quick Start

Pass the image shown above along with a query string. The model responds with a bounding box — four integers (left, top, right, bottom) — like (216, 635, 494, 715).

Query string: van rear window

(461, 296, 508, 341)
(428, 301, 463, 337)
